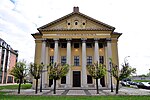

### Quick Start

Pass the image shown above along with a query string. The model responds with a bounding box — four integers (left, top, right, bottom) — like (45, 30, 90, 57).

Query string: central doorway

(73, 71, 81, 87)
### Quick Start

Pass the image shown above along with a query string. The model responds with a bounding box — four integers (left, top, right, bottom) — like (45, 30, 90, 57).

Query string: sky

(0, 0, 150, 75)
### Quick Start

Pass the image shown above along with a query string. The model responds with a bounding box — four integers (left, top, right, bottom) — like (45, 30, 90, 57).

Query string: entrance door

(73, 71, 81, 87)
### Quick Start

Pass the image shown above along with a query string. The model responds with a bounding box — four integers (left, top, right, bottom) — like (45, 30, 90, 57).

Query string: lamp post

(109, 61, 113, 92)
(40, 62, 44, 92)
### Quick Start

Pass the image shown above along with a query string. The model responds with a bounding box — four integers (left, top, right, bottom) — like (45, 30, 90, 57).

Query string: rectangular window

(50, 43, 54, 48)
(74, 43, 79, 48)
(7, 76, 13, 83)
(87, 56, 92, 65)
(61, 43, 67, 48)
(99, 56, 104, 64)
(61, 56, 66, 65)
(86, 43, 92, 48)
(74, 56, 79, 66)
(99, 43, 103, 48)
(4, 50, 9, 72)
(50, 56, 54, 64)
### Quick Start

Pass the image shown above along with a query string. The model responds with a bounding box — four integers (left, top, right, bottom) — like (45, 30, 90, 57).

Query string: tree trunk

(53, 79, 56, 94)
(96, 78, 99, 94)
(35, 79, 38, 94)
(116, 79, 119, 94)
(18, 79, 22, 94)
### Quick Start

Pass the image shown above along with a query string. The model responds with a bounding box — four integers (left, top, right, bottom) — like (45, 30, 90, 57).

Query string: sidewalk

(0, 83, 17, 86)
(1, 87, 150, 96)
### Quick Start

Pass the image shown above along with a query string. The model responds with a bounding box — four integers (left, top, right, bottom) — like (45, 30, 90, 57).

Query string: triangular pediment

(38, 12, 115, 31)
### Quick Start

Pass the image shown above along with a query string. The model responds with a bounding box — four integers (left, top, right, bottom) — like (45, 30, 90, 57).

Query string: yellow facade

(32, 7, 122, 89)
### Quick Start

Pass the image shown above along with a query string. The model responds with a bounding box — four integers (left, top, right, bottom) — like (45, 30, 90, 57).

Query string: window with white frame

(87, 56, 92, 65)
(61, 56, 66, 65)
(74, 56, 79, 66)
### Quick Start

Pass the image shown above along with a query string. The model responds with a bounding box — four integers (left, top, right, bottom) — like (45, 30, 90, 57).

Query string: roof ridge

(38, 11, 115, 30)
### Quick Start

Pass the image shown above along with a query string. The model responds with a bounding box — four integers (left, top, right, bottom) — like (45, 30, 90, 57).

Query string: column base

(65, 84, 72, 88)
(43, 83, 48, 88)
(81, 84, 88, 88)
(95, 84, 102, 88)
(107, 83, 115, 89)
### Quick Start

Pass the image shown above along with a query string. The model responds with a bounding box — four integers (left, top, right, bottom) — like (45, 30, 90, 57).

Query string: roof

(112, 32, 122, 39)
(0, 38, 18, 55)
(37, 7, 115, 31)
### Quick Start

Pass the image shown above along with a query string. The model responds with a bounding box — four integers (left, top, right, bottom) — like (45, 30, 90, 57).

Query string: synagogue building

(32, 7, 122, 88)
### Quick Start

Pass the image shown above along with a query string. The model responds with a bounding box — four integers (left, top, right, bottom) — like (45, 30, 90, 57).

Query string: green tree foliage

(111, 62, 136, 94)
(47, 63, 69, 94)
(29, 63, 43, 94)
(146, 69, 150, 76)
(10, 61, 27, 94)
(87, 62, 106, 94)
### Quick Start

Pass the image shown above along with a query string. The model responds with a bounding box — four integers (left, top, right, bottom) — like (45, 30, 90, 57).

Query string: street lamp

(109, 61, 113, 92)
(40, 62, 44, 92)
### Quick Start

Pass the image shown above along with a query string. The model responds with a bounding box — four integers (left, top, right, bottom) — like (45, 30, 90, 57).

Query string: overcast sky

(0, 0, 150, 75)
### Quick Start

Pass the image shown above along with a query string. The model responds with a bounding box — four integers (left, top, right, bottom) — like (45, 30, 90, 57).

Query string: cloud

(0, 0, 35, 63)
(0, 0, 150, 75)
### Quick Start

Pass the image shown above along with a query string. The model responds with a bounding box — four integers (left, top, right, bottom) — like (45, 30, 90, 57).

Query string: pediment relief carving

(44, 15, 110, 30)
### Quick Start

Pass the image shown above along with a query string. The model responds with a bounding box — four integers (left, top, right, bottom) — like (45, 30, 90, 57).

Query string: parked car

(122, 78, 131, 82)
(128, 81, 137, 85)
(120, 81, 130, 86)
(137, 82, 150, 89)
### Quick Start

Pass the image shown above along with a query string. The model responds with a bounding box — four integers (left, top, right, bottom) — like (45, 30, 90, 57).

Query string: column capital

(66, 38, 72, 41)
(53, 38, 59, 41)
(81, 38, 87, 42)
(94, 38, 100, 41)
(41, 39, 47, 42)
(106, 38, 112, 42)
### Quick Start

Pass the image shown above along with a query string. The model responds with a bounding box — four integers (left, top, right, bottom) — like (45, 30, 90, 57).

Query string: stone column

(66, 39, 72, 87)
(105, 38, 112, 88)
(41, 39, 46, 88)
(81, 38, 87, 87)
(94, 39, 101, 87)
(94, 39, 99, 63)
(52, 39, 59, 88)
(44, 45, 49, 88)
(54, 39, 59, 63)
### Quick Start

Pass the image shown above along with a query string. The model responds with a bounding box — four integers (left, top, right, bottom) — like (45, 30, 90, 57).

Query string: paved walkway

(1, 87, 150, 96)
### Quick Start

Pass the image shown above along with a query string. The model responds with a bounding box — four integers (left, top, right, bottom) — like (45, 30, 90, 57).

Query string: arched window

(75, 20, 78, 25)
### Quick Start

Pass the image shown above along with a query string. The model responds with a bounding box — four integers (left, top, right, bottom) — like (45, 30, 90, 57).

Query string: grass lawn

(0, 95, 150, 100)
(133, 80, 150, 82)
(0, 84, 150, 100)
(0, 83, 32, 90)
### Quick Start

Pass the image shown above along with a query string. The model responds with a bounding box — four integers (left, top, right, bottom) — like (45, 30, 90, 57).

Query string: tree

(10, 61, 27, 94)
(111, 62, 136, 94)
(47, 63, 69, 94)
(29, 63, 43, 94)
(87, 62, 106, 94)
(146, 69, 150, 77)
